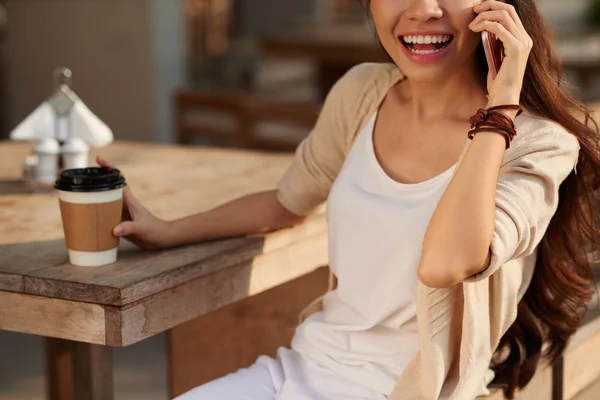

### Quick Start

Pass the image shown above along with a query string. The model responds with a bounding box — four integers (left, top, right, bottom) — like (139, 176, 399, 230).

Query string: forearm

(418, 106, 520, 288)
(165, 190, 303, 247)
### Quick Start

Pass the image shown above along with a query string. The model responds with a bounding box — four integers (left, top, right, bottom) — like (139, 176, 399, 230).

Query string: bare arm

(96, 156, 302, 250)
(418, 102, 580, 289)
(417, 107, 519, 288)
(165, 190, 303, 247)
(417, 0, 537, 287)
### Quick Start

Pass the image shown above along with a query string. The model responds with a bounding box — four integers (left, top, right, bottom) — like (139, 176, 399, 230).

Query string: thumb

(114, 221, 136, 237)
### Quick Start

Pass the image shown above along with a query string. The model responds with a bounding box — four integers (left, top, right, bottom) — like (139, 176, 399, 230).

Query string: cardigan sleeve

(466, 127, 580, 282)
(276, 65, 371, 216)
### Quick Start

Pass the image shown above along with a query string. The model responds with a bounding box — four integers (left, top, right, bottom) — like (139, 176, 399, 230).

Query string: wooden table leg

(46, 338, 75, 400)
(46, 338, 114, 400)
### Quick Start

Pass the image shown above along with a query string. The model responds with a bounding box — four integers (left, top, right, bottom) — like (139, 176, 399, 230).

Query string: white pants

(174, 347, 387, 400)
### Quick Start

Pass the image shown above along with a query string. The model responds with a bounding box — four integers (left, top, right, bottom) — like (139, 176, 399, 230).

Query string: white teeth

(410, 48, 445, 55)
(402, 34, 451, 44)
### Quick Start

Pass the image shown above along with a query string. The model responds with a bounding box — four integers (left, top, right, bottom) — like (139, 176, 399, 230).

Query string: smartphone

(482, 31, 504, 79)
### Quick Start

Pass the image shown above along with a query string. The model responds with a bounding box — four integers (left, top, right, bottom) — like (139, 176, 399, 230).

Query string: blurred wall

(3, 0, 165, 142)
(538, 0, 593, 30)
(238, 0, 316, 37)
(151, 0, 186, 143)
(2, 0, 316, 143)
(2, 0, 592, 143)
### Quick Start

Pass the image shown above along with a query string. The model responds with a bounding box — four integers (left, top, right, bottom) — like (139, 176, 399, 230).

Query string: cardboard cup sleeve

(59, 199, 123, 252)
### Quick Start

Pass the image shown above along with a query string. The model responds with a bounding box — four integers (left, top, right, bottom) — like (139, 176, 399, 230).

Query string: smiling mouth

(401, 34, 454, 54)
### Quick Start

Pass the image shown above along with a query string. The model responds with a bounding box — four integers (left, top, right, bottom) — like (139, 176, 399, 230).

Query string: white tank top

(292, 111, 457, 395)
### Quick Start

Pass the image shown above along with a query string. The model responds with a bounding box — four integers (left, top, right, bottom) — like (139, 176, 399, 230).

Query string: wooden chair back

(174, 88, 321, 151)
(242, 97, 321, 151)
(174, 89, 248, 147)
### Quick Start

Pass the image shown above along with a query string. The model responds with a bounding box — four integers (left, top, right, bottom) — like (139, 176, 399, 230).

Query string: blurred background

(0, 0, 599, 399)
(0, 0, 599, 146)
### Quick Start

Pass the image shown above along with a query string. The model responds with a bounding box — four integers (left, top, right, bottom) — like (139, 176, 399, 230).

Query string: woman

(99, 0, 600, 398)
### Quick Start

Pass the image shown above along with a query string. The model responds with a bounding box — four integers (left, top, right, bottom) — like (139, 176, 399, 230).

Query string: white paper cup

(55, 168, 126, 267)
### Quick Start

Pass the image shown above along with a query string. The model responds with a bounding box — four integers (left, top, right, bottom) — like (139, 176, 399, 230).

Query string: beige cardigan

(276, 63, 580, 399)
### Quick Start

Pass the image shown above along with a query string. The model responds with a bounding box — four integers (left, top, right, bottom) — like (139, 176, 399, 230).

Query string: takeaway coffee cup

(54, 167, 126, 267)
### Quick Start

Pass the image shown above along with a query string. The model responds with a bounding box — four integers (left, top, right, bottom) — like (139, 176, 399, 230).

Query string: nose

(405, 0, 443, 22)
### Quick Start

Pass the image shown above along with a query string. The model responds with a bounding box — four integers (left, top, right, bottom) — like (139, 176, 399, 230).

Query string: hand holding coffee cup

(94, 156, 172, 251)
(55, 167, 126, 267)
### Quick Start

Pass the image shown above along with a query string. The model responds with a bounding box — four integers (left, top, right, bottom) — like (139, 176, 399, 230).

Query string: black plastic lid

(54, 167, 126, 192)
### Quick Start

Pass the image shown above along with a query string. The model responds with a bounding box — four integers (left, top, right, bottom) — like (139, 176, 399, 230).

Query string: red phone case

(482, 31, 504, 79)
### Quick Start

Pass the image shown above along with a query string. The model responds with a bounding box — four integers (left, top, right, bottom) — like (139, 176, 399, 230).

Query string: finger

(96, 156, 115, 169)
(470, 10, 522, 41)
(123, 186, 142, 211)
(114, 221, 136, 237)
(124, 235, 149, 250)
(470, 20, 521, 54)
(96, 156, 133, 220)
(122, 203, 132, 222)
(120, 187, 136, 221)
(474, 1, 527, 35)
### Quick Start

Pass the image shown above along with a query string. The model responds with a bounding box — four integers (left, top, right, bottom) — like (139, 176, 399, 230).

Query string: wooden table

(0, 141, 328, 399)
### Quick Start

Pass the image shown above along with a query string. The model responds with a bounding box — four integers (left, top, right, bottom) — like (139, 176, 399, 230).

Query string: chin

(397, 63, 451, 83)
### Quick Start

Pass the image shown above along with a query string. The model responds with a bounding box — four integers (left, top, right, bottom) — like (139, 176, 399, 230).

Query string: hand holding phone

(482, 31, 504, 79)
(471, 1, 533, 103)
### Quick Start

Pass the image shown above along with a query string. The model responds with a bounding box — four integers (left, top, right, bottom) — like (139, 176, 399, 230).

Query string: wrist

(487, 89, 520, 104)
(471, 130, 508, 149)
(161, 219, 181, 248)
(485, 99, 521, 121)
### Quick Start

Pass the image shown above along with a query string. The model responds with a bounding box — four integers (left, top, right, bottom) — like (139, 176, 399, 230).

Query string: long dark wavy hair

(361, 0, 600, 397)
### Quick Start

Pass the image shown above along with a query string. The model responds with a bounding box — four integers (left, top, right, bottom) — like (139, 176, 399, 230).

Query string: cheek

(446, 1, 479, 29)
(369, 0, 403, 36)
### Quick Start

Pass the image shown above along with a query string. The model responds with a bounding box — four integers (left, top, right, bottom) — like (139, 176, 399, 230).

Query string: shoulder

(275, 65, 403, 216)
(333, 63, 404, 99)
(327, 62, 403, 111)
(323, 63, 403, 149)
(334, 62, 402, 90)
(506, 111, 580, 167)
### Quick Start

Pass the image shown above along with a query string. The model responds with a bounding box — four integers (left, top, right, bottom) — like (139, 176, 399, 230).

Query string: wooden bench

(482, 297, 600, 400)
